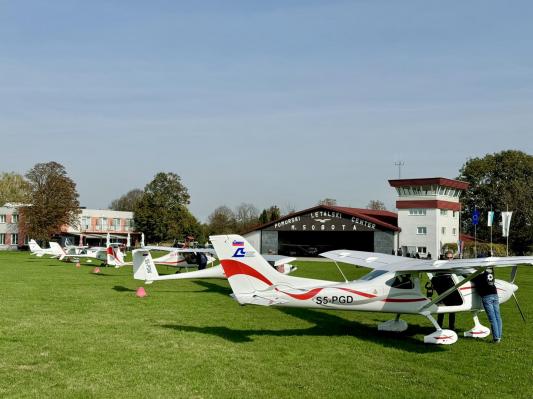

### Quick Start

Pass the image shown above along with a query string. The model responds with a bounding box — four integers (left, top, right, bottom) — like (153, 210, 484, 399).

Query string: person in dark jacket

(472, 268, 502, 343)
(196, 252, 208, 270)
(431, 273, 461, 330)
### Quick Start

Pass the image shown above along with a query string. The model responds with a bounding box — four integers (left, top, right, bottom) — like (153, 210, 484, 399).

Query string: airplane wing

(144, 246, 216, 255)
(320, 250, 533, 272)
(263, 255, 297, 267)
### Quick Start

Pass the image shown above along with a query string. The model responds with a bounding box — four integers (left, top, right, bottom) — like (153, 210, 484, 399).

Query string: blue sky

(1, 1, 532, 221)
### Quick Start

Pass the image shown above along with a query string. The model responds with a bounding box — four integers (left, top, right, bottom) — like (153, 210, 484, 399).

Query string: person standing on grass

(472, 268, 503, 343)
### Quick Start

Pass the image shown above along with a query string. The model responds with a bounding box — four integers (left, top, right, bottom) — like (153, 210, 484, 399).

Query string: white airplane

(200, 234, 532, 345)
(147, 246, 217, 268)
(132, 247, 297, 284)
(29, 239, 64, 258)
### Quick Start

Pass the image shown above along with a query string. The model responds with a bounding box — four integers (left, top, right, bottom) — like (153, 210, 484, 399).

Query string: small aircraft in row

(29, 239, 64, 258)
(131, 234, 533, 345)
(132, 243, 297, 283)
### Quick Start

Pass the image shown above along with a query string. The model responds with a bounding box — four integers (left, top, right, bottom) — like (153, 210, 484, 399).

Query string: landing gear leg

(378, 313, 408, 332)
(422, 312, 458, 345)
(464, 311, 490, 338)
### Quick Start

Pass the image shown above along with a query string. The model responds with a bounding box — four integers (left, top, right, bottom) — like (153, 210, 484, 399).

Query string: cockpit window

(386, 274, 414, 289)
(360, 270, 388, 281)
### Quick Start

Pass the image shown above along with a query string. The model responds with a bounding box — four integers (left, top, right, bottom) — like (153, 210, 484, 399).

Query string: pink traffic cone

(136, 287, 147, 298)
(92, 267, 101, 274)
(75, 261, 81, 269)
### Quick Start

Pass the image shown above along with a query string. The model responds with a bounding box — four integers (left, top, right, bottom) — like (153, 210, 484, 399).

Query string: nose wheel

(464, 312, 491, 338)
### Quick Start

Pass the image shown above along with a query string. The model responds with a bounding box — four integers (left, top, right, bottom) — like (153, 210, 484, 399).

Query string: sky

(1, 0, 532, 221)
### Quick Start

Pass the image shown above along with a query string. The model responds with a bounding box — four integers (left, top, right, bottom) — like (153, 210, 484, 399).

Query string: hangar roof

(246, 205, 400, 233)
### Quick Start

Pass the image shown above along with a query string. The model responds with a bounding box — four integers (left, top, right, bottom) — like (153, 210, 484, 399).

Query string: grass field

(0, 251, 532, 398)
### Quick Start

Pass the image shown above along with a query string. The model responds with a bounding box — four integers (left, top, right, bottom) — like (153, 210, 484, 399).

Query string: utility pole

(394, 161, 405, 179)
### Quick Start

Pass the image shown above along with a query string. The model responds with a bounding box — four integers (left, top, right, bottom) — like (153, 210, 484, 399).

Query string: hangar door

(278, 231, 374, 257)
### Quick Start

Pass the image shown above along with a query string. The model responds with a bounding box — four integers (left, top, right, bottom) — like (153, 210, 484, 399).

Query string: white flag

(487, 211, 495, 227)
(126, 233, 131, 248)
(501, 212, 513, 237)
(141, 232, 145, 247)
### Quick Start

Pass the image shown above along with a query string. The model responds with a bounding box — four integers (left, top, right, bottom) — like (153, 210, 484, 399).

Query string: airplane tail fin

(107, 246, 125, 267)
(209, 235, 290, 300)
(49, 242, 65, 258)
(133, 249, 160, 282)
(29, 239, 41, 254)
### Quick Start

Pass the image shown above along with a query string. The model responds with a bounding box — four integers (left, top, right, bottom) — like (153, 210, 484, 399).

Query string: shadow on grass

(161, 307, 445, 353)
(113, 285, 136, 292)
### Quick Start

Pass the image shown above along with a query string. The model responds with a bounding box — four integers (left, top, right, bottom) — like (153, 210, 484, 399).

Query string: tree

(0, 172, 30, 205)
(109, 189, 144, 211)
(234, 203, 259, 233)
(258, 205, 281, 224)
(23, 162, 80, 241)
(134, 172, 198, 243)
(367, 200, 387, 210)
(458, 150, 533, 254)
(318, 198, 337, 206)
(207, 206, 237, 234)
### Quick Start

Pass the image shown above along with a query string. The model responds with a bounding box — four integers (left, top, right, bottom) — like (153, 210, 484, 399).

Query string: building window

(409, 209, 427, 216)
(441, 227, 446, 235)
(82, 216, 90, 230)
(452, 228, 457, 235)
(0, 215, 5, 223)
(0, 234, 5, 245)
(12, 214, 19, 223)
(440, 210, 448, 216)
(417, 246, 427, 254)
(11, 234, 18, 245)
(101, 217, 108, 231)
(113, 218, 120, 231)
(125, 219, 134, 231)
(417, 226, 427, 235)
(24, 236, 29, 245)
(453, 211, 457, 218)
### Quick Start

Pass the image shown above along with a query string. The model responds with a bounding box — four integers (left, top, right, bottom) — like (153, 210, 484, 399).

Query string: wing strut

(419, 269, 485, 312)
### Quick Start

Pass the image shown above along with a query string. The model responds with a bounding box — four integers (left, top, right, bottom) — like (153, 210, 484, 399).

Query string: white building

(389, 178, 469, 258)
(0, 204, 24, 250)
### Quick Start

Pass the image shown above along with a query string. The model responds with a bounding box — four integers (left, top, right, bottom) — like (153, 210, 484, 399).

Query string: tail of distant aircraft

(49, 241, 66, 259)
(209, 235, 293, 301)
(133, 249, 160, 283)
(107, 246, 126, 267)
(29, 239, 42, 255)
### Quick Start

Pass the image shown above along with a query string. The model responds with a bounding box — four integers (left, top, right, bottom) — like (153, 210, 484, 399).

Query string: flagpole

(506, 205, 509, 257)
(490, 206, 493, 256)
(474, 206, 477, 258)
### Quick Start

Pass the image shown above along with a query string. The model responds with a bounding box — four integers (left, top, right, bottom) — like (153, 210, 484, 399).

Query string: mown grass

(0, 251, 532, 398)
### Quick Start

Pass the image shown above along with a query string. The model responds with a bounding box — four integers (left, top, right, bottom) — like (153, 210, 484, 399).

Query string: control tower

(388, 178, 469, 258)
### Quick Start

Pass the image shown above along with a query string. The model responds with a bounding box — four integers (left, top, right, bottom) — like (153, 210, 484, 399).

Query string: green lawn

(0, 251, 532, 398)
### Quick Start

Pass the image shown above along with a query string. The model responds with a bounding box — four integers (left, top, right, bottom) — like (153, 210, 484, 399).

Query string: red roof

(388, 177, 469, 190)
(244, 204, 400, 234)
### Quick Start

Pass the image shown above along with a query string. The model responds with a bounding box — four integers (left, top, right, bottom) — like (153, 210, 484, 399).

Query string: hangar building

(243, 205, 400, 256)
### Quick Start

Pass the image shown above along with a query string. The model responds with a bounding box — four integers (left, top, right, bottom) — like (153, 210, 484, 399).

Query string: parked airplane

(132, 248, 297, 284)
(29, 239, 64, 258)
(204, 234, 532, 345)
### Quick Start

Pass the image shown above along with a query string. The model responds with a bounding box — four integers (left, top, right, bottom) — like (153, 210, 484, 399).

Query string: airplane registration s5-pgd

(208, 235, 532, 345)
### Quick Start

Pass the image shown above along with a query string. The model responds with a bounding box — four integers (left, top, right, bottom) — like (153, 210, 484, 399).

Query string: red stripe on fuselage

(276, 288, 324, 300)
(220, 259, 273, 286)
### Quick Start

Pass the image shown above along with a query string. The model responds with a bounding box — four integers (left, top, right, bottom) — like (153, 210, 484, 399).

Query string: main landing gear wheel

(422, 312, 458, 345)
(378, 314, 408, 332)
(464, 312, 491, 338)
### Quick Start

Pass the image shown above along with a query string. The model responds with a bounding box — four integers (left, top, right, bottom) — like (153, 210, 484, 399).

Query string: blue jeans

(482, 294, 502, 340)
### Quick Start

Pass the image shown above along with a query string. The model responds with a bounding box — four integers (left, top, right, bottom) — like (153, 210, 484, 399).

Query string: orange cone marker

(136, 287, 147, 298)
(92, 267, 101, 274)
(75, 261, 81, 268)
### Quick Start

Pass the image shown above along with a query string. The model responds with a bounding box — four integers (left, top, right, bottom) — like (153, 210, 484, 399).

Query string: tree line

(1, 150, 532, 253)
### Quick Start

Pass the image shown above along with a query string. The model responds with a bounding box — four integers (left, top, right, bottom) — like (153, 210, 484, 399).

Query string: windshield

(359, 269, 388, 281)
